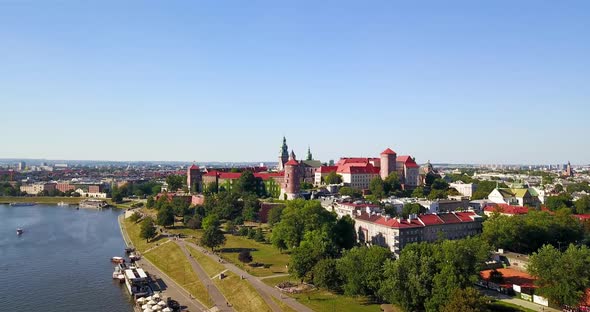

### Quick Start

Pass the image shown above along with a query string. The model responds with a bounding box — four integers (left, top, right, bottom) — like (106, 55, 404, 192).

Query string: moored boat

(16, 228, 23, 235)
(57, 201, 69, 206)
(111, 256, 125, 263)
(10, 202, 36, 207)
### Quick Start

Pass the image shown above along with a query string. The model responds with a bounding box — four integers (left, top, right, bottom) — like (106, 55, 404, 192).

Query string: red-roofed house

(396, 155, 420, 188)
(337, 162, 380, 190)
(314, 166, 339, 185)
(354, 210, 482, 256)
(483, 203, 529, 216)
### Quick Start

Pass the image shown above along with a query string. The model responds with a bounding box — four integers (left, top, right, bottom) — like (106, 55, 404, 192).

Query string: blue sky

(1, 1, 589, 164)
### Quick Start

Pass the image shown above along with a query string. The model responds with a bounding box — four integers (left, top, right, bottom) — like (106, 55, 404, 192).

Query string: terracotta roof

(484, 203, 529, 215)
(574, 214, 590, 221)
(437, 213, 462, 223)
(255, 172, 284, 180)
(397, 155, 419, 168)
(356, 211, 480, 229)
(317, 166, 338, 173)
(454, 211, 478, 222)
(189, 164, 199, 170)
(337, 163, 380, 174)
(336, 157, 379, 166)
(381, 148, 397, 155)
(418, 214, 444, 225)
(285, 159, 299, 166)
(356, 212, 424, 228)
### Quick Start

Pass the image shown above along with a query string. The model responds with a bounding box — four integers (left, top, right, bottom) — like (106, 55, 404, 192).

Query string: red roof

(397, 155, 419, 168)
(254, 172, 284, 180)
(357, 212, 424, 228)
(356, 211, 480, 229)
(454, 211, 478, 222)
(484, 203, 529, 215)
(381, 148, 397, 155)
(574, 214, 590, 221)
(437, 213, 462, 223)
(337, 163, 380, 174)
(317, 166, 338, 173)
(481, 268, 536, 288)
(189, 164, 199, 170)
(418, 214, 444, 225)
(336, 157, 379, 166)
(285, 159, 299, 166)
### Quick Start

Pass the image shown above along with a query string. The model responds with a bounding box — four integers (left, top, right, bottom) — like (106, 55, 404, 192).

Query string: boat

(16, 228, 23, 235)
(123, 266, 152, 298)
(129, 252, 141, 261)
(111, 256, 126, 264)
(57, 201, 69, 206)
(9, 202, 36, 207)
(79, 199, 108, 209)
(113, 263, 127, 283)
(125, 247, 136, 254)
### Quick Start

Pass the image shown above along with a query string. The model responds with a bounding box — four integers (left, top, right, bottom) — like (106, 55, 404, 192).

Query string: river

(0, 204, 134, 312)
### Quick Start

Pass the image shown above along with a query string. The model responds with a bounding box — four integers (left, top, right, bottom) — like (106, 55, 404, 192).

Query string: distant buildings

(20, 182, 56, 195)
(449, 181, 476, 198)
(488, 188, 542, 207)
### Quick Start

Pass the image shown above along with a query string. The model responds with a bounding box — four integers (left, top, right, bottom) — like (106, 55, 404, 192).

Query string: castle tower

(278, 137, 289, 171)
(282, 151, 300, 200)
(380, 148, 397, 180)
(306, 146, 313, 161)
(187, 164, 202, 193)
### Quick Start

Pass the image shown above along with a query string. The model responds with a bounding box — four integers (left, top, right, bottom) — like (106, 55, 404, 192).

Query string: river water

(0, 204, 134, 312)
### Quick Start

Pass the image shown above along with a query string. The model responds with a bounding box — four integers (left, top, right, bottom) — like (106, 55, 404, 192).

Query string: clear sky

(1, 1, 589, 164)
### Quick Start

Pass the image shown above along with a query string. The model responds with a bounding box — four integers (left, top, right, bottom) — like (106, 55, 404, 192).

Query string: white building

(449, 181, 476, 198)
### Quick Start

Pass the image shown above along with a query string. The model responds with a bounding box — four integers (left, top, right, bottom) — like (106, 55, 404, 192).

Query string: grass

(187, 245, 272, 312)
(186, 245, 225, 277)
(270, 296, 298, 312)
(122, 218, 168, 253)
(213, 271, 272, 312)
(262, 276, 381, 312)
(220, 234, 290, 277)
(144, 242, 213, 308)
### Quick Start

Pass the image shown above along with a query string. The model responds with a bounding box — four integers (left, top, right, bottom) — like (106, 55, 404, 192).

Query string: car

(166, 297, 181, 312)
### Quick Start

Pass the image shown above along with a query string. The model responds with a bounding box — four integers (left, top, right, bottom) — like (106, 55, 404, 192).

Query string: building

(281, 151, 301, 200)
(75, 188, 108, 198)
(187, 164, 202, 193)
(380, 148, 397, 180)
(20, 182, 56, 195)
(17, 161, 26, 171)
(354, 210, 483, 257)
(314, 166, 338, 185)
(56, 182, 75, 193)
(488, 188, 538, 207)
(483, 203, 529, 216)
(564, 161, 574, 177)
(450, 181, 476, 198)
(395, 156, 420, 189)
(202, 170, 284, 197)
(337, 159, 380, 190)
(332, 202, 381, 219)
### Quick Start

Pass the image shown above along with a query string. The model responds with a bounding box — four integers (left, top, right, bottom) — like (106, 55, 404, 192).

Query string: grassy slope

(187, 245, 272, 312)
(123, 219, 212, 307)
(0, 196, 85, 204)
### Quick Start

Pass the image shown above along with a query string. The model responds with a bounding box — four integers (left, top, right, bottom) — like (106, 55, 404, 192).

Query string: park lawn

(186, 245, 225, 277)
(122, 218, 168, 253)
(0, 196, 85, 204)
(144, 242, 213, 308)
(263, 275, 381, 312)
(213, 271, 272, 312)
(168, 227, 204, 242)
(220, 234, 290, 277)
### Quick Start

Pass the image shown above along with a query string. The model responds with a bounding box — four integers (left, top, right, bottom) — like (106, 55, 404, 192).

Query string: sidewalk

(479, 287, 560, 312)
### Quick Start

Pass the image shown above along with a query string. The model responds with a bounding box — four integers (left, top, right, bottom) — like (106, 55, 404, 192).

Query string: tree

(528, 244, 590, 306)
(185, 215, 202, 229)
(412, 186, 426, 198)
(324, 171, 342, 185)
(171, 196, 190, 216)
(369, 176, 386, 199)
(166, 175, 185, 191)
(241, 194, 260, 222)
(200, 226, 226, 251)
(545, 194, 573, 210)
(202, 214, 221, 231)
(312, 258, 341, 291)
(471, 180, 508, 200)
(140, 217, 157, 242)
(575, 195, 590, 214)
(146, 196, 155, 209)
(333, 215, 356, 250)
(238, 250, 253, 264)
(401, 203, 426, 218)
(111, 185, 124, 203)
(441, 287, 491, 312)
(156, 205, 175, 227)
(267, 205, 285, 227)
(384, 172, 402, 195)
(129, 212, 142, 222)
(253, 228, 265, 242)
(337, 246, 391, 297)
(224, 220, 236, 234)
(233, 171, 259, 195)
(289, 230, 336, 281)
(339, 186, 361, 198)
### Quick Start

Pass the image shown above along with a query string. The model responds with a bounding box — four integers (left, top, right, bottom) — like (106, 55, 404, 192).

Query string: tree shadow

(219, 247, 258, 253)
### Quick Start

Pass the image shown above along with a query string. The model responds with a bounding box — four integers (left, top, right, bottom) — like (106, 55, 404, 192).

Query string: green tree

(146, 196, 155, 209)
(441, 287, 491, 312)
(238, 250, 253, 264)
(471, 180, 508, 200)
(111, 185, 124, 203)
(401, 203, 426, 218)
(289, 230, 336, 281)
(412, 186, 426, 198)
(267, 205, 285, 227)
(156, 205, 175, 227)
(384, 172, 402, 195)
(140, 217, 157, 242)
(233, 171, 259, 195)
(545, 193, 573, 210)
(333, 215, 356, 250)
(185, 215, 202, 229)
(338, 246, 391, 297)
(369, 176, 386, 199)
(575, 195, 590, 214)
(312, 258, 341, 291)
(200, 226, 226, 251)
(528, 244, 590, 306)
(241, 194, 260, 222)
(339, 186, 362, 198)
(166, 175, 185, 191)
(202, 214, 221, 231)
(224, 220, 236, 234)
(323, 171, 342, 185)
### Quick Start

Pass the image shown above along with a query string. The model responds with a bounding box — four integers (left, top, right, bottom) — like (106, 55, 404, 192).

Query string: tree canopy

(140, 217, 157, 242)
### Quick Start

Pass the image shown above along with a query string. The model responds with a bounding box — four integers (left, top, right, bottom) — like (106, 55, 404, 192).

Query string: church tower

(187, 164, 202, 193)
(306, 146, 313, 161)
(278, 137, 289, 171)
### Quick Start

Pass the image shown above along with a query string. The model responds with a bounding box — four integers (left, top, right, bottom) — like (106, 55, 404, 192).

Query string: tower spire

(306, 146, 313, 161)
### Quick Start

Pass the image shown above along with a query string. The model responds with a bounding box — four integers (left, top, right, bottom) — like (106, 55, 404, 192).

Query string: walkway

(118, 215, 207, 312)
(176, 241, 235, 312)
(185, 241, 313, 312)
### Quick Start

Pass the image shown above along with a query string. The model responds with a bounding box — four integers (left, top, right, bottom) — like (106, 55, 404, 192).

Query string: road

(479, 287, 560, 312)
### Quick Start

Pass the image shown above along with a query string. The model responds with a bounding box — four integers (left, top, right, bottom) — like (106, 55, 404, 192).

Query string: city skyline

(2, 1, 589, 164)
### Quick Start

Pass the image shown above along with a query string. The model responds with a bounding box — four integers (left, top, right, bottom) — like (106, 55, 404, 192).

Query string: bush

(247, 228, 256, 239)
(185, 216, 202, 229)
(238, 250, 253, 264)
(253, 228, 265, 242)
(129, 212, 142, 222)
(237, 226, 249, 236)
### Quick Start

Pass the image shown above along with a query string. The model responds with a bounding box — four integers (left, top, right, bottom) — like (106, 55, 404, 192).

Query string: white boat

(57, 201, 69, 206)
(123, 267, 152, 298)
(16, 228, 23, 235)
(111, 256, 125, 263)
